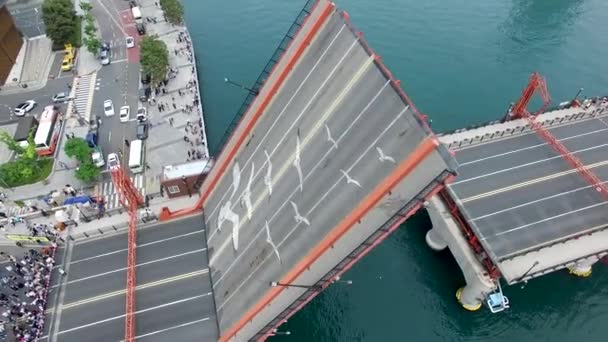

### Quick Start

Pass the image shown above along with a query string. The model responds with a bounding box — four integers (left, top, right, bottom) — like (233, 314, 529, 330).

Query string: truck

(86, 131, 105, 167)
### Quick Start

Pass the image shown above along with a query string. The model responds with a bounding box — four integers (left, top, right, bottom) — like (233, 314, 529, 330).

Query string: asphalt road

(199, 6, 452, 336)
(90, 0, 141, 178)
(448, 115, 608, 260)
(44, 214, 218, 342)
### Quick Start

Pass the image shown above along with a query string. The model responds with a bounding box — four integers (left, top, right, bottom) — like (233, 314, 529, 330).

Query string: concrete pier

(426, 196, 496, 311)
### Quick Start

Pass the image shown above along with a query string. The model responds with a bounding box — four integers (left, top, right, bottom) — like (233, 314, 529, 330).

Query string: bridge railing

(211, 0, 318, 155)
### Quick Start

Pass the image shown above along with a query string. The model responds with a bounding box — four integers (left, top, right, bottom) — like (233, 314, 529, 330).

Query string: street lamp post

(271, 329, 291, 336)
(270, 281, 322, 291)
(573, 87, 584, 102)
(224, 77, 259, 95)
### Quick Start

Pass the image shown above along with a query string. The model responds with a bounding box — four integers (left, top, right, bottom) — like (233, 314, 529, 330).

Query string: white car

(14, 100, 36, 116)
(52, 92, 70, 103)
(119, 105, 130, 122)
(136, 107, 147, 121)
(103, 100, 115, 116)
(126, 36, 135, 48)
(107, 153, 120, 170)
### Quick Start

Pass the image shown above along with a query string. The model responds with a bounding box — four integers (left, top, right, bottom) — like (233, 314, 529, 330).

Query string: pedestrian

(145, 163, 151, 170)
(184, 136, 190, 142)
(70, 132, 75, 139)
(65, 133, 71, 140)
(124, 139, 130, 147)
(173, 103, 177, 110)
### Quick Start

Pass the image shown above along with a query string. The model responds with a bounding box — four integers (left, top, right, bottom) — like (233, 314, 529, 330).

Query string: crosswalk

(95, 174, 146, 211)
(1, 205, 30, 217)
(67, 73, 97, 121)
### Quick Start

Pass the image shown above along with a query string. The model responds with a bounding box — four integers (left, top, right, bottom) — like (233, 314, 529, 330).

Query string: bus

(34, 106, 62, 156)
(128, 139, 145, 174)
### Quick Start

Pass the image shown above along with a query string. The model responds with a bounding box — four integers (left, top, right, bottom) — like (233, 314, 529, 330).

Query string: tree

(79, 2, 92, 12)
(42, 0, 77, 45)
(23, 132, 37, 161)
(75, 161, 99, 183)
(0, 131, 25, 155)
(160, 0, 184, 25)
(83, 36, 102, 55)
(140, 36, 169, 85)
(64, 137, 92, 162)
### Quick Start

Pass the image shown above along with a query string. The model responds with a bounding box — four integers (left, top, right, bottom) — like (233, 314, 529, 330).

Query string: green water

(183, 0, 608, 341)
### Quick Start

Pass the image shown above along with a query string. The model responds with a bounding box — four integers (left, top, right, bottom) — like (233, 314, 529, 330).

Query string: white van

(128, 139, 145, 174)
(131, 6, 142, 20)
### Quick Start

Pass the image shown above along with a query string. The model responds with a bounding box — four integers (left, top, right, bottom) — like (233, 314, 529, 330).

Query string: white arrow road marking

(325, 123, 338, 150)
(230, 162, 241, 200)
(264, 150, 272, 196)
(293, 135, 304, 192)
(241, 163, 255, 220)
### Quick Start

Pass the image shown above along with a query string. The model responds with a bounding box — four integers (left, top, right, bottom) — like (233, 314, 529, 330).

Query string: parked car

(14, 100, 36, 116)
(100, 49, 110, 65)
(136, 107, 147, 121)
(136, 121, 148, 140)
(136, 22, 146, 35)
(101, 41, 110, 51)
(107, 153, 119, 170)
(125, 36, 135, 49)
(61, 57, 73, 71)
(103, 100, 115, 116)
(138, 87, 150, 102)
(119, 105, 130, 122)
(52, 92, 70, 103)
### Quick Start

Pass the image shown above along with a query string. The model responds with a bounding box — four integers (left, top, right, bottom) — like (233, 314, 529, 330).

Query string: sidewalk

(0, 193, 201, 244)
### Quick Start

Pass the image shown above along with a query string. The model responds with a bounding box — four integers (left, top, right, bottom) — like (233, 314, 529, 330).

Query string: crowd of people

(0, 247, 56, 341)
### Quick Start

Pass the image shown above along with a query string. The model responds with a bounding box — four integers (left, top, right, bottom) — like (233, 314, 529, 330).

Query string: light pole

(224, 77, 259, 95)
(270, 281, 322, 291)
(573, 87, 584, 102)
(271, 328, 291, 336)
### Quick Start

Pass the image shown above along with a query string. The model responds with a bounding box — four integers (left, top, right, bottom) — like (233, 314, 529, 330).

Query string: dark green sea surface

(184, 0, 608, 341)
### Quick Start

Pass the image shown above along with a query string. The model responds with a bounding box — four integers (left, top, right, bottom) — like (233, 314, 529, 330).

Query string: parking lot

(43, 214, 218, 341)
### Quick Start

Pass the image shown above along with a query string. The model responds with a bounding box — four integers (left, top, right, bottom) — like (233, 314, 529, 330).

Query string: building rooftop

(162, 159, 212, 180)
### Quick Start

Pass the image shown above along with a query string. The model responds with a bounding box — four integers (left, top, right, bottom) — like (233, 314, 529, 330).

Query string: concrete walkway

(0, 36, 54, 94)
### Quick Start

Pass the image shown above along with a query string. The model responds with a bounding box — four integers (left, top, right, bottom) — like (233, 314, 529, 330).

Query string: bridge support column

(426, 195, 497, 312)
(567, 256, 599, 277)
(425, 227, 447, 251)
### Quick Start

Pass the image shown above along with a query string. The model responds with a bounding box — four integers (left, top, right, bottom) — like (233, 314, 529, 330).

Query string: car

(136, 121, 148, 140)
(138, 86, 151, 102)
(101, 41, 110, 51)
(14, 100, 36, 116)
(100, 49, 110, 65)
(107, 153, 119, 170)
(119, 105, 130, 122)
(136, 107, 147, 121)
(52, 92, 70, 103)
(103, 100, 115, 116)
(140, 72, 151, 85)
(61, 57, 73, 71)
(125, 36, 135, 48)
(136, 22, 146, 35)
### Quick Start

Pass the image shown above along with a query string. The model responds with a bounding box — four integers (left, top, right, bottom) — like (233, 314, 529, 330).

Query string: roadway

(198, 2, 454, 336)
(44, 214, 218, 341)
(447, 115, 608, 261)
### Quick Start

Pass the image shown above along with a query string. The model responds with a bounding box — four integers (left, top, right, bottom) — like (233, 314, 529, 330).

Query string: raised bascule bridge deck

(161, 0, 456, 340)
(426, 98, 608, 311)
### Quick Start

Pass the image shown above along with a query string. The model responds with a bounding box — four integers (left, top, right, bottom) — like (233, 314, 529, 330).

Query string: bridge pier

(425, 227, 447, 251)
(425, 195, 497, 311)
(567, 256, 599, 277)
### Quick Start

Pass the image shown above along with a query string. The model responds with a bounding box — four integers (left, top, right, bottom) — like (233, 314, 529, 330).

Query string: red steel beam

(159, 0, 335, 221)
(218, 137, 439, 342)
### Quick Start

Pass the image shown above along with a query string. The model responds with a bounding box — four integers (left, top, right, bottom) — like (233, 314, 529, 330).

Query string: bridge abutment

(426, 195, 496, 311)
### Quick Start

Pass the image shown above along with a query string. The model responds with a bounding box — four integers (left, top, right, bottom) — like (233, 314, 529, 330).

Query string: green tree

(140, 36, 169, 85)
(79, 2, 92, 12)
(83, 35, 102, 55)
(23, 132, 38, 161)
(75, 160, 100, 183)
(64, 137, 92, 162)
(42, 0, 77, 45)
(84, 21, 96, 36)
(0, 131, 25, 155)
(160, 0, 184, 25)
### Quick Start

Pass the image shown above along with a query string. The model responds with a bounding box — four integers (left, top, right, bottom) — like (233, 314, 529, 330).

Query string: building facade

(0, 4, 23, 84)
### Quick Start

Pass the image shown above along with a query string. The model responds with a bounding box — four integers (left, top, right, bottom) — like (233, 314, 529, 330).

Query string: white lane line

(54, 249, 206, 287)
(120, 317, 211, 341)
(217, 105, 406, 310)
(208, 51, 374, 265)
(470, 182, 607, 222)
(459, 127, 608, 167)
(205, 23, 349, 233)
(211, 80, 390, 289)
(70, 230, 205, 264)
(57, 293, 212, 335)
(94, 0, 127, 36)
(482, 201, 608, 241)
(452, 142, 608, 185)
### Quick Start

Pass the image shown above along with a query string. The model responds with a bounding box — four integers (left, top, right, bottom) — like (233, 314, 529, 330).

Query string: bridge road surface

(445, 113, 608, 282)
(192, 1, 457, 340)
(43, 214, 218, 341)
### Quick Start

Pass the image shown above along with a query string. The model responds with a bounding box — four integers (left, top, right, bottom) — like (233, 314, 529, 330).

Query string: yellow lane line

(461, 160, 608, 203)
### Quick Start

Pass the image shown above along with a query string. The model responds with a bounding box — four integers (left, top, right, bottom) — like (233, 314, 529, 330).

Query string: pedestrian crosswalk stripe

(95, 174, 146, 211)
